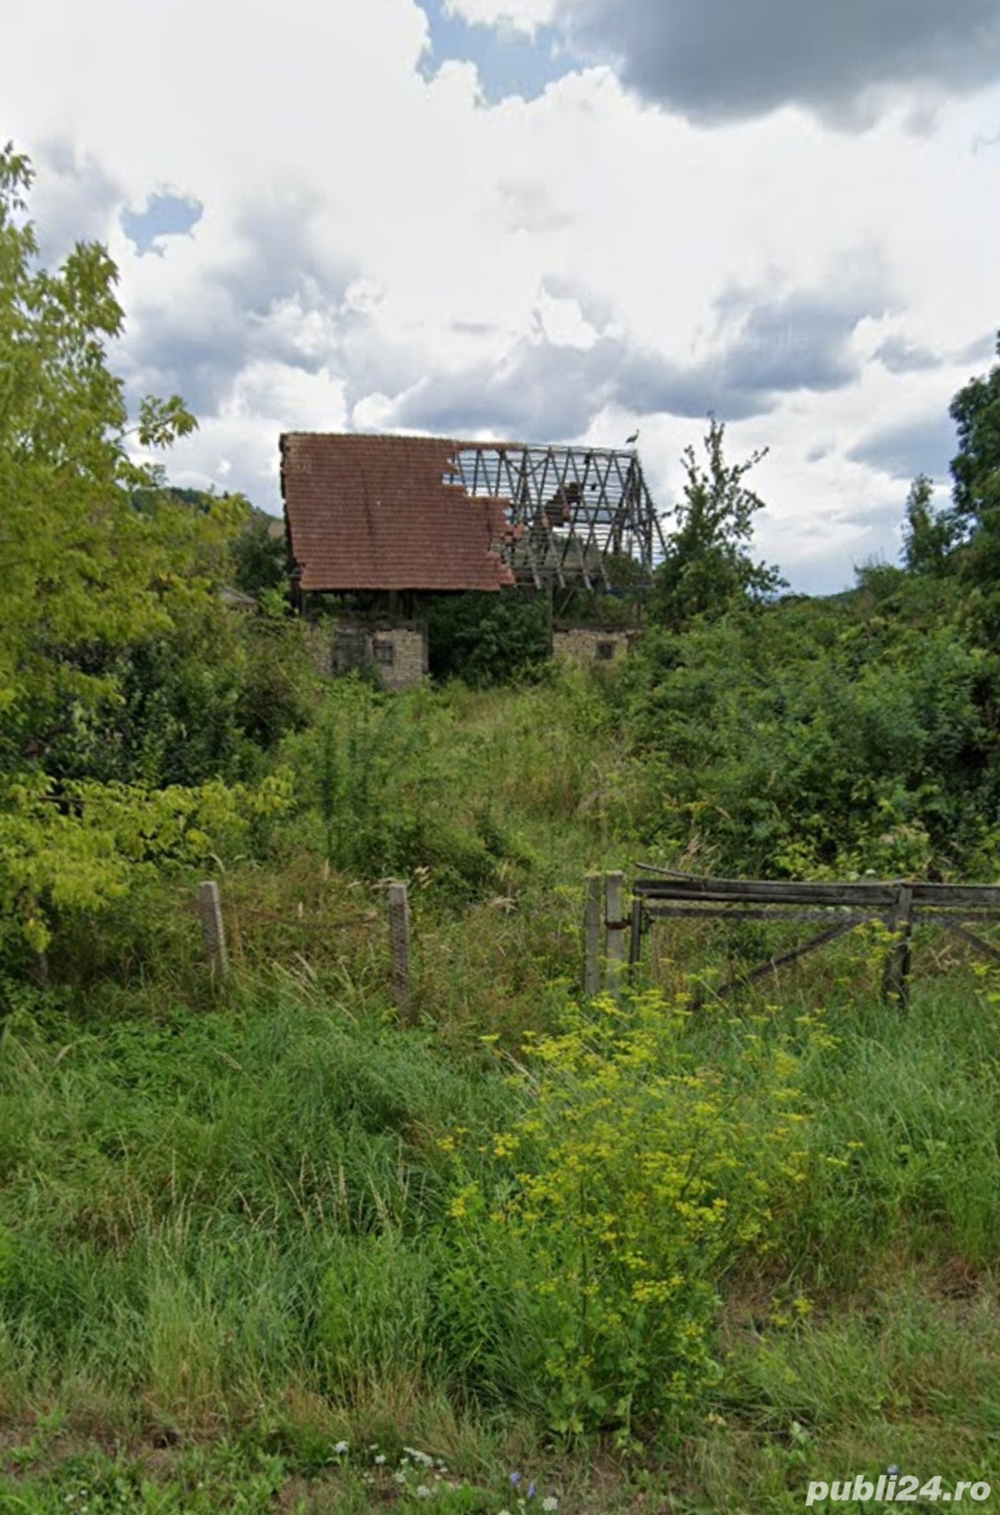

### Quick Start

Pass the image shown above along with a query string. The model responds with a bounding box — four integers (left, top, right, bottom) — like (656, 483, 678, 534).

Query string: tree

(0, 143, 288, 964)
(950, 332, 1000, 532)
(651, 416, 785, 631)
(427, 591, 550, 685)
(0, 144, 243, 727)
(944, 332, 1000, 626)
(231, 510, 289, 599)
(901, 473, 959, 577)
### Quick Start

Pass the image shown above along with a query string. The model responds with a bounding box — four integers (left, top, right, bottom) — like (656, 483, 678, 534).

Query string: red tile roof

(281, 433, 516, 592)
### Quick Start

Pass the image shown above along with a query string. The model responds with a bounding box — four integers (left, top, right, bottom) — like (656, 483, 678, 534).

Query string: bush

(427, 592, 550, 686)
(625, 601, 998, 878)
(434, 991, 819, 1437)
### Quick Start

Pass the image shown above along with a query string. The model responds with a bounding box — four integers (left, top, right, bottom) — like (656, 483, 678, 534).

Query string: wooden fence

(628, 871, 1000, 1007)
(197, 870, 1000, 1015)
(197, 878, 414, 1017)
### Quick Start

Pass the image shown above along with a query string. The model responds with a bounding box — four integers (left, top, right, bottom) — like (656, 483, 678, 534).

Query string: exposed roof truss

(446, 442, 665, 593)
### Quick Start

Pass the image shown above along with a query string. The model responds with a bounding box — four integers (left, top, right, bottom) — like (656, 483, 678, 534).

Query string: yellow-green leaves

(445, 990, 817, 1435)
(0, 143, 213, 717)
(0, 768, 293, 952)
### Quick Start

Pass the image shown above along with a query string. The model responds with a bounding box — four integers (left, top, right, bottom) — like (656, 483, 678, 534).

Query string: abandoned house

(280, 431, 664, 688)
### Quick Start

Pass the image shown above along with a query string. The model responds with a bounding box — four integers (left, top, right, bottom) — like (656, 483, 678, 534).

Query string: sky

(2, 0, 999, 593)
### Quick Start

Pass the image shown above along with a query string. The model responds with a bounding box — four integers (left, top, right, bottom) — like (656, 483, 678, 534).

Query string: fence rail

(196, 879, 414, 1017)
(628, 872, 1000, 1006)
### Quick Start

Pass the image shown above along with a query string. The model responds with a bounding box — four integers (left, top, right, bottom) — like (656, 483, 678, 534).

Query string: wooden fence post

(629, 895, 644, 971)
(882, 882, 914, 1007)
(604, 871, 626, 999)
(584, 872, 602, 996)
(388, 881, 412, 1019)
(197, 880, 229, 983)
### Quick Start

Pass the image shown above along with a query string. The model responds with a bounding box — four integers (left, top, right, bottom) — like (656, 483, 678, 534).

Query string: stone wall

(307, 621, 428, 690)
(552, 627, 634, 664)
(370, 626, 427, 691)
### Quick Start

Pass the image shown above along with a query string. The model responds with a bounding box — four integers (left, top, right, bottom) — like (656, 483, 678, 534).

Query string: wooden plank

(643, 905, 870, 925)
(629, 869, 1000, 1003)
(635, 875, 1000, 910)
(584, 872, 602, 996)
(916, 908, 1000, 925)
(938, 920, 1000, 964)
(604, 871, 625, 999)
(633, 876, 899, 907)
(715, 918, 861, 997)
(629, 895, 644, 969)
(911, 883, 1000, 908)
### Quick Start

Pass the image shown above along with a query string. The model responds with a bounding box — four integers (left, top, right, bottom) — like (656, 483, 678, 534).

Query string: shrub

(435, 991, 817, 1438)
(427, 592, 550, 686)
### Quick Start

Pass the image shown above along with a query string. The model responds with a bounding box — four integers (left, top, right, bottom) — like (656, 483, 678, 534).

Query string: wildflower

(375, 1454, 387, 1465)
(510, 1472, 522, 1487)
(415, 1486, 432, 1499)
(542, 1499, 559, 1512)
(333, 1440, 349, 1455)
(527, 1482, 537, 1499)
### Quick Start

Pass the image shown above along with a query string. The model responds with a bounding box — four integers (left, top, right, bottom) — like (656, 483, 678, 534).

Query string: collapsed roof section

(280, 432, 665, 594)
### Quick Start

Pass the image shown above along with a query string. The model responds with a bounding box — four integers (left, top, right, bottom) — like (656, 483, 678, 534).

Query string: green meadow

(4, 138, 1000, 1510)
(3, 674, 1000, 1513)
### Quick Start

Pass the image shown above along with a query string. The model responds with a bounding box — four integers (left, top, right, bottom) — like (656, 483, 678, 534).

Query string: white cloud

(443, 0, 558, 32)
(1, 0, 998, 592)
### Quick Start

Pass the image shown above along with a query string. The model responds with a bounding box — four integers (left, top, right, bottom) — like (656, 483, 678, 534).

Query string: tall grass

(3, 667, 1000, 1507)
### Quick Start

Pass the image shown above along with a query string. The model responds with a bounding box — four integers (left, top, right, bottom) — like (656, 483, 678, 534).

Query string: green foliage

(230, 512, 288, 599)
(890, 333, 1000, 635)
(901, 473, 960, 576)
(623, 597, 997, 878)
(286, 679, 534, 900)
(949, 330, 1000, 538)
(0, 143, 220, 720)
(0, 145, 310, 963)
(651, 417, 785, 632)
(317, 1228, 436, 1397)
(1, 660, 1000, 1499)
(93, 605, 315, 788)
(0, 769, 292, 956)
(437, 991, 817, 1437)
(944, 331, 1000, 636)
(427, 591, 550, 685)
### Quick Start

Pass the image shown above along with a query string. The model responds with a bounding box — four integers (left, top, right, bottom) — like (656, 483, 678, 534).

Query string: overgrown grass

(3, 667, 1000, 1509)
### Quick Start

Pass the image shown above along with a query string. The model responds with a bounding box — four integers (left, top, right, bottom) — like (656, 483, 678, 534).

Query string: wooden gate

(628, 872, 1000, 1006)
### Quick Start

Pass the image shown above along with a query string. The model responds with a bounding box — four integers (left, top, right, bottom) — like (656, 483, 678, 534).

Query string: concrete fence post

(197, 880, 230, 983)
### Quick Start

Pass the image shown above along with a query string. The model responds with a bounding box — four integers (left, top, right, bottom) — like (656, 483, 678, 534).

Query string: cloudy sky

(3, 0, 999, 592)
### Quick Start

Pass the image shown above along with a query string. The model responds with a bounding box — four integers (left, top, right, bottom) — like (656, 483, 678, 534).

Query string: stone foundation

(307, 621, 428, 690)
(552, 627, 634, 664)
